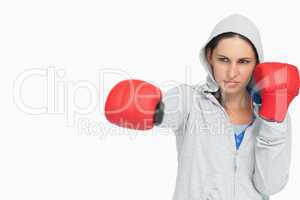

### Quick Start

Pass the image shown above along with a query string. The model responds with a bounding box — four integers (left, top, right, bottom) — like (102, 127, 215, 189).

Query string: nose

(227, 63, 239, 79)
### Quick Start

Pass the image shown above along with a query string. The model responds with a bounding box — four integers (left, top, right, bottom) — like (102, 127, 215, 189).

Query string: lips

(224, 80, 239, 83)
(224, 81, 240, 87)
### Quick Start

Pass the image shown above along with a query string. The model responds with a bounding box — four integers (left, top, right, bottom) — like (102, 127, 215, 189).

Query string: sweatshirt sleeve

(156, 84, 194, 133)
(252, 105, 292, 196)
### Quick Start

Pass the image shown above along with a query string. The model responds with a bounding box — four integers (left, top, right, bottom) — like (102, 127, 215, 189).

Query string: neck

(219, 89, 251, 111)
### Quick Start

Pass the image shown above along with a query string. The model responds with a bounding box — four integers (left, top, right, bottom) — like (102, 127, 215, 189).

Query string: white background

(1, 0, 300, 199)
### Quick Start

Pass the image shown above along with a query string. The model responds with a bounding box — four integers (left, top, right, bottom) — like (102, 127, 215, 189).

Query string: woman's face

(207, 37, 257, 95)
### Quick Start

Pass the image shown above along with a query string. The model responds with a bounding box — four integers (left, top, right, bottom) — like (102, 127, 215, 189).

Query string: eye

(218, 57, 229, 62)
(239, 60, 250, 64)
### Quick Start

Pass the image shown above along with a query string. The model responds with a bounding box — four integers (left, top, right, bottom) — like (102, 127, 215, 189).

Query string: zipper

(204, 91, 240, 199)
(233, 151, 239, 199)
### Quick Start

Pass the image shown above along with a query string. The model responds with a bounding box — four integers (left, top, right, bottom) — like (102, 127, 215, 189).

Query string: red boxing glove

(253, 62, 300, 122)
(104, 79, 164, 130)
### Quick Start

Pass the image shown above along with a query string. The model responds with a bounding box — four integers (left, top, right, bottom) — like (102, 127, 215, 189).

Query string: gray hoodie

(157, 14, 291, 200)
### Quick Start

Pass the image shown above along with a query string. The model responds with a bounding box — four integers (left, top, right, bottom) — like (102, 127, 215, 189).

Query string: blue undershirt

(232, 114, 256, 150)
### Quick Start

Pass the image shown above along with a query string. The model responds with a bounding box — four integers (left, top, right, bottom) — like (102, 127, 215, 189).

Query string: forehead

(214, 37, 255, 58)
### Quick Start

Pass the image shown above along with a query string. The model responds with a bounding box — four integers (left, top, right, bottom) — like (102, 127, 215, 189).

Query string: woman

(105, 14, 297, 200)
(159, 14, 291, 200)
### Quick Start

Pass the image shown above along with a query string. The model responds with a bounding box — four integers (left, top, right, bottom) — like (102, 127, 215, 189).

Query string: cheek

(240, 66, 254, 76)
(211, 63, 228, 80)
(240, 67, 255, 81)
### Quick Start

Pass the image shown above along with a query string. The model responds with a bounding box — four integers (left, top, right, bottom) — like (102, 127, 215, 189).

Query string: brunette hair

(205, 32, 259, 64)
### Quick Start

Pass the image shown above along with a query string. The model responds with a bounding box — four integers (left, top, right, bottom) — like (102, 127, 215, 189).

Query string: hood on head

(199, 14, 264, 93)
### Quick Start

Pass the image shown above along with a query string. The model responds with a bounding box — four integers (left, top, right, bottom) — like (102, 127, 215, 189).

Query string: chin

(220, 86, 244, 94)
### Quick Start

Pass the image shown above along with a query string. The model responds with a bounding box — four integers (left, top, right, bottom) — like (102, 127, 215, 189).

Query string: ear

(206, 48, 212, 64)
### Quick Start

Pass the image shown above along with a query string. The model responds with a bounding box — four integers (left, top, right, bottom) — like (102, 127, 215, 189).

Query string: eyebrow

(217, 54, 253, 60)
